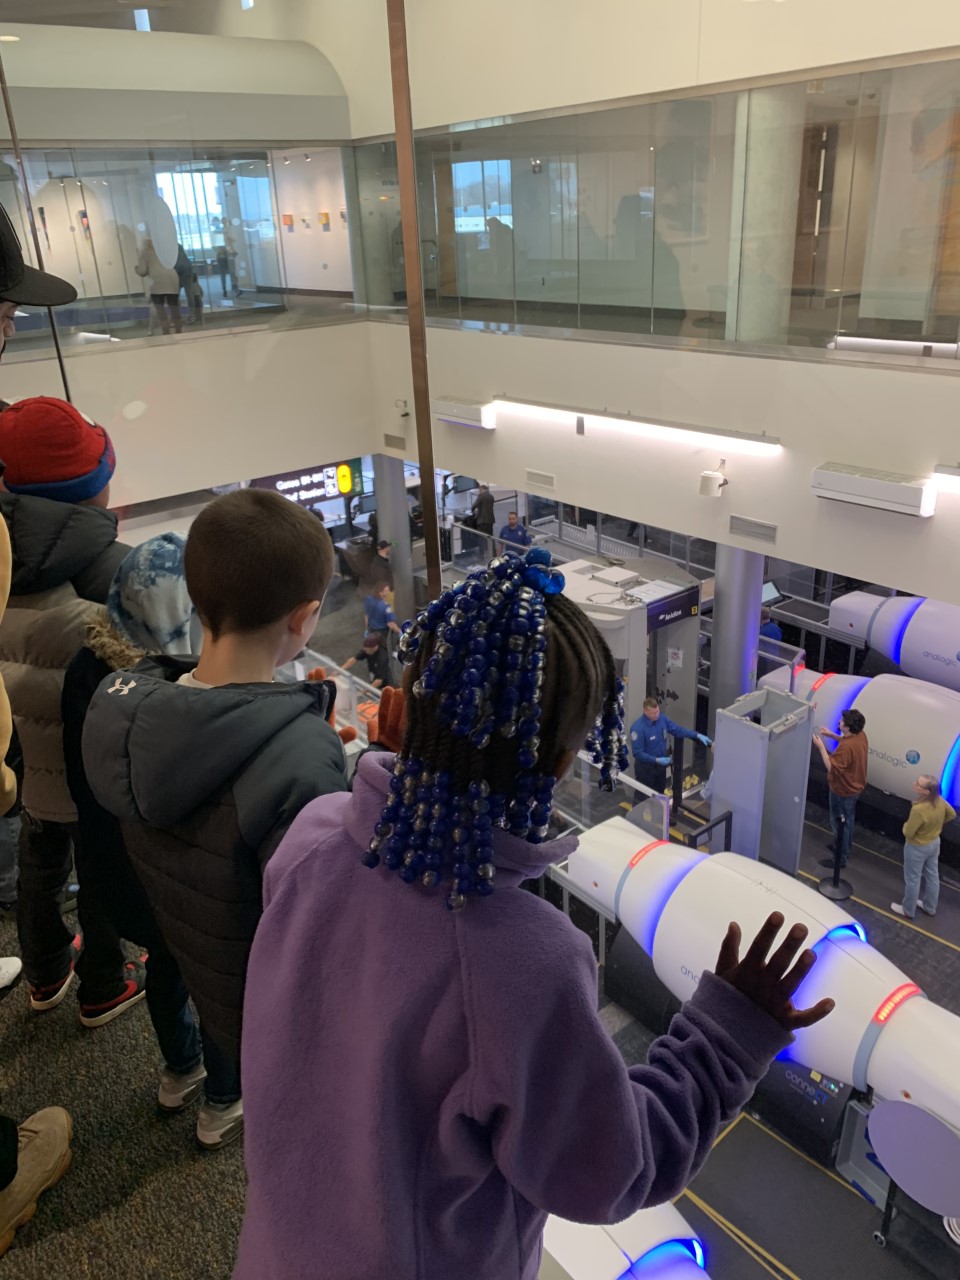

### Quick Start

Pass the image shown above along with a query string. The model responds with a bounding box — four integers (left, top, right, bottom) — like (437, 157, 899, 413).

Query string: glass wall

(3, 33, 960, 370)
(0, 143, 361, 358)
(355, 55, 960, 364)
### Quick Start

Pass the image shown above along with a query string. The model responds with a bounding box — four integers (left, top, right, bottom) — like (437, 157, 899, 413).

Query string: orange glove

(306, 667, 358, 746)
(368, 685, 407, 753)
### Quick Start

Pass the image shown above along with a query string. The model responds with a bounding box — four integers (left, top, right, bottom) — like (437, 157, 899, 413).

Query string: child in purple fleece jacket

(236, 549, 834, 1280)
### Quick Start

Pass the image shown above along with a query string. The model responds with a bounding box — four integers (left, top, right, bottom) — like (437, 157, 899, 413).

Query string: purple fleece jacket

(235, 752, 791, 1280)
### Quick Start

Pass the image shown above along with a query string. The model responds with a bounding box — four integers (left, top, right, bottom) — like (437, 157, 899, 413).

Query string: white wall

(124, 0, 960, 139)
(0, 323, 378, 507)
(366, 320, 960, 604)
(0, 23, 349, 142)
(272, 150, 354, 293)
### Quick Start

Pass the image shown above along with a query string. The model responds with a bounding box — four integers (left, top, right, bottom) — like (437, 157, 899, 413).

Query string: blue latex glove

(698, 734, 712, 747)
(656, 756, 671, 766)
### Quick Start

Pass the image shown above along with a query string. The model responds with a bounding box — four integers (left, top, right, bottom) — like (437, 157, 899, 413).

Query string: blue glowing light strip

(821, 922, 867, 946)
(941, 733, 960, 809)
(890, 597, 925, 667)
(628, 1238, 706, 1273)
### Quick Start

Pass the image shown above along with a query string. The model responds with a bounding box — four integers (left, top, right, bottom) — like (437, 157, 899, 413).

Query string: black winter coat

(81, 658, 349, 1063)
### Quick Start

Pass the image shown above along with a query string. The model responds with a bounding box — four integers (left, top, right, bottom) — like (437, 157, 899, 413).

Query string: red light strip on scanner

(872, 983, 921, 1025)
(809, 672, 836, 694)
(629, 840, 670, 869)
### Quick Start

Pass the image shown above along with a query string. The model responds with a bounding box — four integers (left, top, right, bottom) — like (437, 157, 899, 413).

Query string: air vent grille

(383, 433, 406, 451)
(729, 514, 777, 544)
(526, 468, 556, 490)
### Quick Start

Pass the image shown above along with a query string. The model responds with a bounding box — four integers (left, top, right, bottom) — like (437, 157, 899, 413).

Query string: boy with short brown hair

(83, 489, 347, 1149)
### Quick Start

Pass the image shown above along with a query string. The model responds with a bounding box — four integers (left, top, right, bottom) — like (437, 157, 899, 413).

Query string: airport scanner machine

(557, 558, 701, 743)
(562, 814, 960, 1224)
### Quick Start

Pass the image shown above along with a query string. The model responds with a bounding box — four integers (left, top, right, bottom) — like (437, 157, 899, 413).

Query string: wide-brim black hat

(0, 204, 77, 306)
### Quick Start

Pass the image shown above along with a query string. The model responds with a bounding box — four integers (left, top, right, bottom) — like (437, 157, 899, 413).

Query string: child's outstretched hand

(714, 911, 835, 1032)
(306, 667, 358, 746)
(369, 685, 407, 752)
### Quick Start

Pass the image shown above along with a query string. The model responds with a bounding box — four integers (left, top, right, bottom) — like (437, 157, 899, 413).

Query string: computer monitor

(761, 581, 783, 606)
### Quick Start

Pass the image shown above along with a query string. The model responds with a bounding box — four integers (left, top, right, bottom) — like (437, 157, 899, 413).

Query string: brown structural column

(385, 0, 443, 599)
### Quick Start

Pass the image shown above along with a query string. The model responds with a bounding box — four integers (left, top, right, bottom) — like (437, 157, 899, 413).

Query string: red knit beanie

(0, 396, 115, 504)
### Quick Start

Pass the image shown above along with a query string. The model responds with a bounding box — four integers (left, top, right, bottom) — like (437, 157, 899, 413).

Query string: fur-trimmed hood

(85, 608, 145, 673)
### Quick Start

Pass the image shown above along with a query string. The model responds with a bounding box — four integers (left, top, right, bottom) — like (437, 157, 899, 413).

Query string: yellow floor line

(804, 818, 960, 890)
(682, 1188, 798, 1280)
(744, 1113, 860, 1198)
(710, 1111, 745, 1150)
(797, 870, 960, 954)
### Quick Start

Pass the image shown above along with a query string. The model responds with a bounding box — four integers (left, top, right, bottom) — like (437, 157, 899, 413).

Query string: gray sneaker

(157, 1062, 207, 1112)
(196, 1099, 243, 1150)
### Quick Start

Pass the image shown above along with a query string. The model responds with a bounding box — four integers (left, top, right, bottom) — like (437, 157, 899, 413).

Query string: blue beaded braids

(361, 548, 629, 910)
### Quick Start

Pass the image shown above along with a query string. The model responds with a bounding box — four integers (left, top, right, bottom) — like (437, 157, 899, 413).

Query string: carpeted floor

(0, 582, 368, 1279)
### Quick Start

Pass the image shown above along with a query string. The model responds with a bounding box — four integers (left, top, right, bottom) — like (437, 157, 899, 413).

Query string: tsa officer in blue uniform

(498, 511, 532, 551)
(630, 696, 711, 794)
(759, 608, 783, 642)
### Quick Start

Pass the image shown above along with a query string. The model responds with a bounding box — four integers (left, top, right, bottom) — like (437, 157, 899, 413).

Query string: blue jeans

(902, 839, 940, 918)
(828, 792, 858, 866)
(133, 930, 240, 1105)
(0, 814, 18, 903)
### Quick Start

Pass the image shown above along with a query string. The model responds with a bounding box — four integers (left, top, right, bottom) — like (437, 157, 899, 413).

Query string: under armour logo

(108, 677, 137, 697)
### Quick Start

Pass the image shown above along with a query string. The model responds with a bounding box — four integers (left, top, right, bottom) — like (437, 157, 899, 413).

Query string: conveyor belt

(773, 597, 832, 627)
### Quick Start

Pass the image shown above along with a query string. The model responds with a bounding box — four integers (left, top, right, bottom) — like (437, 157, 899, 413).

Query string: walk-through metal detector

(708, 687, 813, 873)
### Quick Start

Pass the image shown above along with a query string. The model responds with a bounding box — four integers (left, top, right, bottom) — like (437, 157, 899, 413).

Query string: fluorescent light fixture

(933, 464, 960, 494)
(241, 0, 255, 8)
(134, 9, 151, 32)
(0, 36, 21, 43)
(489, 398, 781, 457)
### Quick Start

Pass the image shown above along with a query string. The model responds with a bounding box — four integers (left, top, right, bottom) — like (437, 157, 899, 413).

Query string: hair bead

(363, 550, 626, 905)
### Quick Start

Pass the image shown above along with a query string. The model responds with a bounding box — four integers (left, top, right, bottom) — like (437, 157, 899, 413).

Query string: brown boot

(0, 1108, 73, 1257)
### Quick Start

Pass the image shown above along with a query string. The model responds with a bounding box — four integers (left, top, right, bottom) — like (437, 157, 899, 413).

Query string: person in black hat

(0, 205, 77, 363)
(0, 203, 77, 1257)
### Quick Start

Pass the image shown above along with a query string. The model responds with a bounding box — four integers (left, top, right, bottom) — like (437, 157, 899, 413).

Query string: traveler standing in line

(630, 696, 711, 795)
(892, 774, 955, 919)
(234, 547, 834, 1280)
(0, 397, 140, 1022)
(471, 485, 495, 537)
(0, 201, 76, 1258)
(83, 491, 349, 1150)
(814, 710, 868, 869)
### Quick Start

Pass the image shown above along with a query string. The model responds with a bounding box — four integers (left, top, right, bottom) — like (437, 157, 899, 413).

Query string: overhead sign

(251, 459, 364, 508)
(647, 585, 700, 633)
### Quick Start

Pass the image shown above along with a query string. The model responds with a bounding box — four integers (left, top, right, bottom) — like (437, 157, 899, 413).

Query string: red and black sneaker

(28, 933, 83, 1012)
(79, 955, 148, 1029)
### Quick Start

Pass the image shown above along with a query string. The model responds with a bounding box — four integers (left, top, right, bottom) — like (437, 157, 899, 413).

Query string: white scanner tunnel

(828, 593, 960, 694)
(541, 1201, 707, 1279)
(758, 667, 960, 808)
(568, 818, 960, 1215)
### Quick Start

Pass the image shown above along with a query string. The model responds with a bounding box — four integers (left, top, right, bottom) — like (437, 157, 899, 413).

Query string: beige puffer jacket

(0, 494, 127, 823)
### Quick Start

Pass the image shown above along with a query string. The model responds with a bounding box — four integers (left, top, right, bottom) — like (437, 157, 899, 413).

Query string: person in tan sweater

(892, 775, 956, 920)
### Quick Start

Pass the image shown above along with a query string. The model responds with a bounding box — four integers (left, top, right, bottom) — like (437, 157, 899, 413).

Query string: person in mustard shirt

(892, 775, 956, 920)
